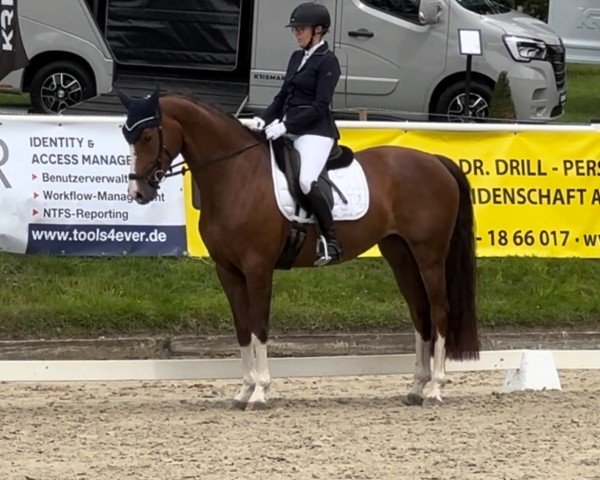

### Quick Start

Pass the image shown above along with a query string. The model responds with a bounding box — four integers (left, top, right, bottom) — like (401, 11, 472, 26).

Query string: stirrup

(314, 235, 341, 267)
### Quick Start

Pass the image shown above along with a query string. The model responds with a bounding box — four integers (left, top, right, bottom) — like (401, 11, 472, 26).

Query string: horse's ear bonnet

(118, 88, 162, 145)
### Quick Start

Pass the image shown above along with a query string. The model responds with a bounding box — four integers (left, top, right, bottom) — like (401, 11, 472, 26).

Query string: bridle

(128, 125, 175, 190)
(129, 121, 267, 190)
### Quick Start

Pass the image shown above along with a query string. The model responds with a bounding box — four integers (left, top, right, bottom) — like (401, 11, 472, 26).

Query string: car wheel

(434, 81, 492, 122)
(30, 61, 94, 114)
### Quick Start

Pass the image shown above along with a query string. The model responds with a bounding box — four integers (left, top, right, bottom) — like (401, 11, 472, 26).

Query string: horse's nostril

(133, 191, 144, 202)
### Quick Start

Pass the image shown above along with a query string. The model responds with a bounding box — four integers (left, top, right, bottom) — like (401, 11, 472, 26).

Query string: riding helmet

(286, 2, 331, 30)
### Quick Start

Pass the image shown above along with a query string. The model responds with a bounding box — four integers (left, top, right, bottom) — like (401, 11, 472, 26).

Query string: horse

(118, 90, 479, 409)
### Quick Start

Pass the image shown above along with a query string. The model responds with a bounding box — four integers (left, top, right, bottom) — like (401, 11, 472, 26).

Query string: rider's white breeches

(291, 134, 335, 195)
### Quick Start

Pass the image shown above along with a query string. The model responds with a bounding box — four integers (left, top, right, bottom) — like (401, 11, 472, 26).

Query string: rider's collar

(302, 39, 325, 54)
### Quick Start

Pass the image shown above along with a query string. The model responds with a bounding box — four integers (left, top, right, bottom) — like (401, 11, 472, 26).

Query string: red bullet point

(33, 192, 39, 199)
(32, 173, 37, 180)
(32, 209, 39, 216)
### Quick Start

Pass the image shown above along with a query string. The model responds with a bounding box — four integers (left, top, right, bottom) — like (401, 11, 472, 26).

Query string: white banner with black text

(0, 116, 186, 255)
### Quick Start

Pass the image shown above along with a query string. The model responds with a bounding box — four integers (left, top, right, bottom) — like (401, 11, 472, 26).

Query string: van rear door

(337, 0, 448, 116)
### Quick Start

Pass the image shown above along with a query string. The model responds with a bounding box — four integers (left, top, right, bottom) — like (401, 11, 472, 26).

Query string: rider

(249, 2, 342, 267)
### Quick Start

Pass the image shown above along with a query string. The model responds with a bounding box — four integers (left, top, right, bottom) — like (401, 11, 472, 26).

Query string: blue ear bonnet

(119, 91, 161, 145)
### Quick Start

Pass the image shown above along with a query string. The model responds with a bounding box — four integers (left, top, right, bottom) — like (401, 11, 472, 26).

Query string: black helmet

(286, 2, 331, 30)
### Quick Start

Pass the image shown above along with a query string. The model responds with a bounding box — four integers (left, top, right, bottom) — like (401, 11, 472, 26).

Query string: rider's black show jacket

(261, 41, 340, 139)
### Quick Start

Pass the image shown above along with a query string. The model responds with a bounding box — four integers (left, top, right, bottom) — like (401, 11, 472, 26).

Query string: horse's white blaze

(426, 331, 446, 402)
(127, 145, 141, 199)
(247, 334, 271, 405)
(409, 330, 432, 398)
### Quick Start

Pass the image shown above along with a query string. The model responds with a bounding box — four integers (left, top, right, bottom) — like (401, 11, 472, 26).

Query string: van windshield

(455, 0, 511, 15)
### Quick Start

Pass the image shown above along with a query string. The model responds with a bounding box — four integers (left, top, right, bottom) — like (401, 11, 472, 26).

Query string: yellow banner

(185, 128, 600, 258)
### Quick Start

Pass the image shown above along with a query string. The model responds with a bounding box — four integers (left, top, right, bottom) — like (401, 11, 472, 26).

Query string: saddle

(271, 137, 354, 270)
(271, 136, 354, 213)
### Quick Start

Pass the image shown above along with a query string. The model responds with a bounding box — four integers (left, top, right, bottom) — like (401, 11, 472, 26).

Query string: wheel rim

(445, 92, 489, 122)
(40, 73, 83, 113)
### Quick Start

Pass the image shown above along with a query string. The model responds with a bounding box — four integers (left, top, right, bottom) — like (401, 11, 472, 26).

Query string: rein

(166, 137, 267, 177)
(129, 124, 267, 189)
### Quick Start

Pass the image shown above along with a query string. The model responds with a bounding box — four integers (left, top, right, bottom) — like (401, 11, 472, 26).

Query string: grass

(559, 63, 600, 123)
(0, 254, 598, 339)
(0, 92, 30, 106)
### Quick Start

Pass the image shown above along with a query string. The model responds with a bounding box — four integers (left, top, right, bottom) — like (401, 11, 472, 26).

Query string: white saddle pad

(270, 142, 370, 223)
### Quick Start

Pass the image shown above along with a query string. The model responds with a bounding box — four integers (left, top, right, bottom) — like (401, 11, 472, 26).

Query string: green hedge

(495, 0, 549, 21)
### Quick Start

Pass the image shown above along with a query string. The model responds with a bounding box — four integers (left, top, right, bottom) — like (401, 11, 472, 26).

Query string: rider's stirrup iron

(315, 235, 331, 267)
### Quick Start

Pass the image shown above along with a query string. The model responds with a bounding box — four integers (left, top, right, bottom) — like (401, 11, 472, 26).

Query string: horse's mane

(162, 92, 264, 142)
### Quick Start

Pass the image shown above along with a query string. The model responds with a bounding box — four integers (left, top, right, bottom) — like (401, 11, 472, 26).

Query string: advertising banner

(340, 128, 600, 258)
(0, 116, 186, 255)
(1, 118, 597, 258)
(184, 125, 600, 258)
(0, 0, 29, 81)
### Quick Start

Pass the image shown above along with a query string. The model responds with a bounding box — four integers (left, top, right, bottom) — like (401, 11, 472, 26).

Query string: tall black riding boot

(306, 181, 343, 266)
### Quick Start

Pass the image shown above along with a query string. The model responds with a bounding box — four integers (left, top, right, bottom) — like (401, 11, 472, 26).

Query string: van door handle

(348, 29, 374, 38)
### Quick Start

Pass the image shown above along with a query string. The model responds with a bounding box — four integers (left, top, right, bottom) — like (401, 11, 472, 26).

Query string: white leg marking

(234, 342, 255, 405)
(247, 334, 271, 407)
(409, 330, 432, 399)
(426, 331, 446, 402)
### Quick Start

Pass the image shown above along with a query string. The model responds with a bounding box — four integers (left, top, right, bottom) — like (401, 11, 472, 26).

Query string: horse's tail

(436, 155, 480, 360)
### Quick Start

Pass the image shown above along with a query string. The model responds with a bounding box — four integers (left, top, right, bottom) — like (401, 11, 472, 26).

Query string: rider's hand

(248, 116, 266, 131)
(265, 120, 287, 140)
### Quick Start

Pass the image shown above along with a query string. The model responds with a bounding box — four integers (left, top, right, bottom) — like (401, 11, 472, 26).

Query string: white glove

(248, 116, 266, 131)
(265, 120, 287, 140)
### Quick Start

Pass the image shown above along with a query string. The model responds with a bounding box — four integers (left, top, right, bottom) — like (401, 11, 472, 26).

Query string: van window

(455, 0, 510, 15)
(360, 0, 421, 23)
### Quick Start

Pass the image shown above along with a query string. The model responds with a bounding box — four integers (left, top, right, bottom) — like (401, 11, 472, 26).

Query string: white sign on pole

(458, 29, 482, 55)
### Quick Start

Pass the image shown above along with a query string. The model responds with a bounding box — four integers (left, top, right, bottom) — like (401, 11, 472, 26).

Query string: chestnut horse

(119, 91, 479, 409)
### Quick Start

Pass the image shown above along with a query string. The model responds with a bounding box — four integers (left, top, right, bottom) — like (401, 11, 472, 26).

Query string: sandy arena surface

(0, 370, 598, 480)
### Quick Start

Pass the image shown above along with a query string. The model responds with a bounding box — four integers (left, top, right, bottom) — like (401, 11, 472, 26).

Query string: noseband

(128, 125, 175, 190)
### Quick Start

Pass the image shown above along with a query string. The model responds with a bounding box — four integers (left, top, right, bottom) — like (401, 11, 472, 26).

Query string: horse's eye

(142, 135, 152, 144)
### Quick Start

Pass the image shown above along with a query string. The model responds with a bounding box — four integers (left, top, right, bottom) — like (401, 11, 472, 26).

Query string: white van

(0, 0, 113, 113)
(0, 0, 566, 122)
(250, 0, 567, 121)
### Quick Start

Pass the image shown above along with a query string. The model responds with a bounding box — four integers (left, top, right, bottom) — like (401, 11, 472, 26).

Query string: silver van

(249, 0, 567, 121)
(0, 0, 565, 122)
(0, 0, 113, 113)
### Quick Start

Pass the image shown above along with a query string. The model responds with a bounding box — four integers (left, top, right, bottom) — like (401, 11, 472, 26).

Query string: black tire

(30, 61, 94, 114)
(434, 80, 492, 122)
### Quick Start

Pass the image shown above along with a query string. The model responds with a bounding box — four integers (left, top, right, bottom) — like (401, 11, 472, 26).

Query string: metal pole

(464, 54, 472, 120)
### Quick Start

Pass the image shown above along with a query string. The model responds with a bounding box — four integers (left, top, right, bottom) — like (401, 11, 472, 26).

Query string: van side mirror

(419, 0, 442, 24)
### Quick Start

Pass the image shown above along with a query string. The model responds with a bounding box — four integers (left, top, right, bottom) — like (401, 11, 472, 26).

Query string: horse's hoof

(232, 399, 248, 410)
(404, 393, 424, 406)
(246, 400, 267, 411)
(423, 396, 443, 407)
